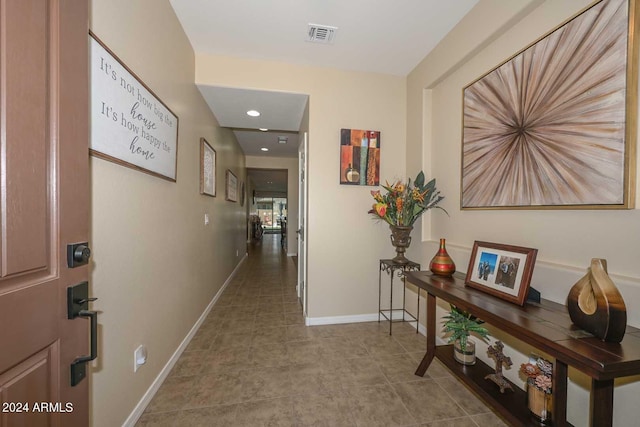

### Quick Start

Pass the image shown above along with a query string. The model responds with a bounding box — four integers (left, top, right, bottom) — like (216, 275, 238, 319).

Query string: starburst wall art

(461, 0, 638, 209)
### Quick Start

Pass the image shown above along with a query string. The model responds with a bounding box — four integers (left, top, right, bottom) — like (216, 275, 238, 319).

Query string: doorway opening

(247, 168, 289, 249)
(256, 197, 287, 234)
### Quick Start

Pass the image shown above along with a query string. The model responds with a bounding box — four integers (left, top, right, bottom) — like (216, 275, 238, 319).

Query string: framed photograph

(340, 129, 380, 185)
(225, 170, 238, 202)
(465, 241, 538, 306)
(200, 138, 216, 197)
(461, 0, 638, 209)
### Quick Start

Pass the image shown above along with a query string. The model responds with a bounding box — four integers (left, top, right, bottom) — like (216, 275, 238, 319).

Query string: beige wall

(196, 57, 407, 319)
(89, 1, 246, 426)
(246, 155, 300, 255)
(407, 1, 640, 425)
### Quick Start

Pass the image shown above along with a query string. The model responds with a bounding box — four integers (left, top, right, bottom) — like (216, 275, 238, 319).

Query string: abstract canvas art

(461, 0, 638, 209)
(340, 129, 380, 186)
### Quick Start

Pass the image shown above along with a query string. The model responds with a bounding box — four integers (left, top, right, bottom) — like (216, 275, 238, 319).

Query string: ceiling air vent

(307, 24, 338, 44)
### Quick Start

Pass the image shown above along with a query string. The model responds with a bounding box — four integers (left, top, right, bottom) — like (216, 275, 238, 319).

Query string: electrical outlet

(236, 249, 239, 257)
(134, 345, 147, 372)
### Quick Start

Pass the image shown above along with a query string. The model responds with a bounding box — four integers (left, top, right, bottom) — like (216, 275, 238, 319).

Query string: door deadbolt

(67, 242, 91, 268)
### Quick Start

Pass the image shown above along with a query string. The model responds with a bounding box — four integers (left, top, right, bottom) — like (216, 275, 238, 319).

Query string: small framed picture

(465, 241, 538, 306)
(200, 138, 216, 197)
(225, 170, 238, 202)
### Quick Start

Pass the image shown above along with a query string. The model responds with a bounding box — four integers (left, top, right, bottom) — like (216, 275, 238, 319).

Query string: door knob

(67, 242, 91, 268)
(74, 245, 91, 263)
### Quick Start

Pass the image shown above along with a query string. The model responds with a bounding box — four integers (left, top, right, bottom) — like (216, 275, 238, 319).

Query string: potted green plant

(442, 305, 490, 365)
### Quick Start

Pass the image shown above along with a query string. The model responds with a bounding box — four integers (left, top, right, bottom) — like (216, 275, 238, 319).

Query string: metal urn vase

(430, 238, 456, 276)
(389, 225, 413, 264)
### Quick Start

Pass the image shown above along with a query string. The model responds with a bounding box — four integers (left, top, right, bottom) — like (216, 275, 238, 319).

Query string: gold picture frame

(461, 0, 638, 209)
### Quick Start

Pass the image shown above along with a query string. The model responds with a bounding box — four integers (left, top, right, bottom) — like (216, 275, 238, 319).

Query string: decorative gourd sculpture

(567, 258, 626, 343)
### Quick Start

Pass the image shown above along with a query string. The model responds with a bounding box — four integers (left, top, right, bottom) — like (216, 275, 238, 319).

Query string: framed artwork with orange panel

(340, 128, 380, 186)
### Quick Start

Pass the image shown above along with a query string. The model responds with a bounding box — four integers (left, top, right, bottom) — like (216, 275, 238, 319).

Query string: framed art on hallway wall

(226, 170, 238, 202)
(89, 33, 179, 181)
(340, 128, 380, 186)
(461, 0, 638, 210)
(200, 138, 216, 197)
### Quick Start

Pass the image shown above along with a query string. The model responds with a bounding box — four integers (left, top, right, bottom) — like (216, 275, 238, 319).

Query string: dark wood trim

(591, 379, 614, 427)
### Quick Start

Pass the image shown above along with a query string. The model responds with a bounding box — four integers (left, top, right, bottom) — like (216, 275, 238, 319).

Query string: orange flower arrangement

(368, 171, 445, 226)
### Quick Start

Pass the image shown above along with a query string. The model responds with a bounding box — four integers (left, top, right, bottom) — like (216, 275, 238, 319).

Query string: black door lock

(67, 242, 91, 268)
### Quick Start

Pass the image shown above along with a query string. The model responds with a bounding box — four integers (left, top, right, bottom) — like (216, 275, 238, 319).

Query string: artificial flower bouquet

(368, 171, 445, 226)
(519, 354, 553, 394)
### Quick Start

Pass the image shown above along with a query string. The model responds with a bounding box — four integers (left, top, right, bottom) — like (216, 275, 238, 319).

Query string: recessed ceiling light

(261, 147, 269, 151)
(259, 128, 268, 132)
(247, 110, 260, 117)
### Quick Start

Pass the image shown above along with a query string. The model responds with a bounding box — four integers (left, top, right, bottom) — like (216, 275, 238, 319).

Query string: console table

(405, 271, 640, 427)
(378, 259, 420, 335)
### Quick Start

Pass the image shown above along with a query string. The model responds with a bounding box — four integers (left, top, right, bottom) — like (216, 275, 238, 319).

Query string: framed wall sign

(461, 0, 638, 209)
(225, 170, 238, 202)
(89, 32, 179, 181)
(465, 241, 538, 306)
(200, 138, 216, 197)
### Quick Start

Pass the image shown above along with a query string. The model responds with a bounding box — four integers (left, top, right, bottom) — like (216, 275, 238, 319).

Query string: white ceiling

(170, 0, 479, 76)
(170, 0, 479, 178)
(197, 86, 307, 158)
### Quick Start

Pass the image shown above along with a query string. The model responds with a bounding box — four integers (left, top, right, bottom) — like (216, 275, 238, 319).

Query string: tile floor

(136, 234, 508, 426)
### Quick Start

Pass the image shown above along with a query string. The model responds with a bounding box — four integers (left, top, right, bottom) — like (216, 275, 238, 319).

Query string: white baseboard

(305, 313, 379, 326)
(122, 254, 247, 427)
(287, 252, 297, 257)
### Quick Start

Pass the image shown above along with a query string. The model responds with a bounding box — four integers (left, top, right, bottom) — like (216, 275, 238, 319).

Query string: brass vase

(567, 258, 627, 343)
(389, 225, 413, 264)
(527, 384, 552, 424)
(430, 238, 456, 276)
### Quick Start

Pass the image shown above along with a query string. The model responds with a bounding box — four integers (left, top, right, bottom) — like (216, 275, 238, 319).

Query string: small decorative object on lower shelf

(442, 305, 490, 365)
(429, 238, 456, 276)
(567, 258, 627, 343)
(484, 341, 513, 393)
(520, 354, 553, 424)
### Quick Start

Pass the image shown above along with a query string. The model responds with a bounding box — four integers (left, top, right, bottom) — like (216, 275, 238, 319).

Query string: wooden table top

(405, 271, 640, 380)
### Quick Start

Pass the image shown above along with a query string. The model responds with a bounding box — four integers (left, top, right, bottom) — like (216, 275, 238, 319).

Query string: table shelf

(406, 271, 640, 427)
(435, 345, 568, 427)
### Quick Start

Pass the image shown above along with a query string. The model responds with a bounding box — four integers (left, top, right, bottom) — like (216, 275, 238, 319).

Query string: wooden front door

(0, 1, 90, 426)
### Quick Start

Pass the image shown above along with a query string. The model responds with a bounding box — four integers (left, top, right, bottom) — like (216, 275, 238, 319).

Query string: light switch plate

(134, 345, 147, 372)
